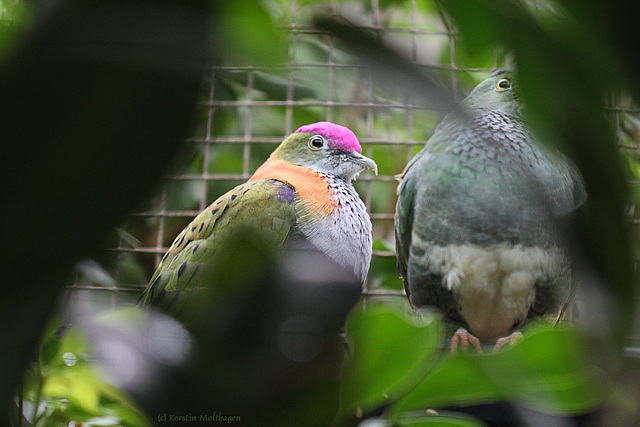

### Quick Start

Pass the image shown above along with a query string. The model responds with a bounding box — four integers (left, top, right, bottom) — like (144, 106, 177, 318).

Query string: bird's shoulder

(139, 179, 298, 306)
(161, 178, 297, 267)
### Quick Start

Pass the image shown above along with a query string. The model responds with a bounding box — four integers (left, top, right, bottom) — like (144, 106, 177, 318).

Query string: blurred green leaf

(397, 414, 487, 427)
(390, 326, 607, 417)
(115, 228, 143, 249)
(364, 411, 488, 426)
(376, 0, 409, 10)
(39, 334, 62, 370)
(0, 0, 30, 57)
(20, 320, 151, 427)
(221, 70, 316, 100)
(42, 366, 100, 416)
(113, 253, 149, 287)
(340, 303, 443, 416)
(213, 0, 287, 67)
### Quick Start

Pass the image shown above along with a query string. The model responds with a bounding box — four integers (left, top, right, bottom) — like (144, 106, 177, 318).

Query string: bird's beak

(347, 151, 378, 176)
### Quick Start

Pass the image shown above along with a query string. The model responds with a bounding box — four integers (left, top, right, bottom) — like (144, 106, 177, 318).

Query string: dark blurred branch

(314, 17, 461, 116)
(0, 0, 210, 419)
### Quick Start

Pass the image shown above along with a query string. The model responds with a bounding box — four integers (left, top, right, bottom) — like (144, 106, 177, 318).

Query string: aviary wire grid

(68, 1, 640, 348)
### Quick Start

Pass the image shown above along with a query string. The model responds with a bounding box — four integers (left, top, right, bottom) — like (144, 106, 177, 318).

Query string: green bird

(140, 122, 377, 314)
(395, 70, 586, 351)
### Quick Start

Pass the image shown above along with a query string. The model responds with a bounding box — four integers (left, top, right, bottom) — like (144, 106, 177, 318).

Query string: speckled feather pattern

(140, 179, 298, 309)
(297, 172, 372, 284)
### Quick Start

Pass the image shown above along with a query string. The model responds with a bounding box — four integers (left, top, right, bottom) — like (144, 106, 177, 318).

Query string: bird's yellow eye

(495, 78, 511, 91)
(308, 135, 325, 150)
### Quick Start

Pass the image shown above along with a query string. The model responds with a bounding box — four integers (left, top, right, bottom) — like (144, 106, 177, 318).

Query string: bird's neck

(250, 155, 338, 217)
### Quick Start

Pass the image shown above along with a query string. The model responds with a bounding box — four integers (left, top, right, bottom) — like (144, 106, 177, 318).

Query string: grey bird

(394, 69, 586, 351)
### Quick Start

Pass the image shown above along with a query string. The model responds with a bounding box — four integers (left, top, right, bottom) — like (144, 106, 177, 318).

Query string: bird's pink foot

(494, 331, 523, 350)
(450, 327, 482, 352)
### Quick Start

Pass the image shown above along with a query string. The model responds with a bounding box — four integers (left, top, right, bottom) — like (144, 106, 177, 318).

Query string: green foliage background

(2, 0, 639, 426)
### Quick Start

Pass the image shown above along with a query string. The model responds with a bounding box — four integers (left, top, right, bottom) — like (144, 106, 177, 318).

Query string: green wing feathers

(139, 179, 297, 310)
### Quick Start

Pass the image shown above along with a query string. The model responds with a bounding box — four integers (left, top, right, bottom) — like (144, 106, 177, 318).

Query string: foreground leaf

(340, 304, 443, 416)
(363, 411, 488, 427)
(390, 326, 607, 417)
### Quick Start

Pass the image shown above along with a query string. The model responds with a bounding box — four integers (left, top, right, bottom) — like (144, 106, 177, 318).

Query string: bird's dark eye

(308, 135, 325, 150)
(495, 78, 511, 91)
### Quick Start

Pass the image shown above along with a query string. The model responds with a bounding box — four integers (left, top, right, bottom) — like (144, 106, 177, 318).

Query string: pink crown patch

(295, 121, 362, 153)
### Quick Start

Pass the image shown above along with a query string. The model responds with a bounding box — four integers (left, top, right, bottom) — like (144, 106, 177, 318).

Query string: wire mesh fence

(65, 0, 640, 346)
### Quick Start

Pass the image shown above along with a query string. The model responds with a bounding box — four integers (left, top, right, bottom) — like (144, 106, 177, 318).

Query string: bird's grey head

(462, 69, 522, 116)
